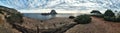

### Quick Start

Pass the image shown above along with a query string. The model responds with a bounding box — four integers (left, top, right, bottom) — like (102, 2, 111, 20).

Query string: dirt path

(65, 16, 120, 33)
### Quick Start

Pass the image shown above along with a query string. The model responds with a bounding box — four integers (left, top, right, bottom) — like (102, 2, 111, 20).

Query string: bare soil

(65, 16, 120, 33)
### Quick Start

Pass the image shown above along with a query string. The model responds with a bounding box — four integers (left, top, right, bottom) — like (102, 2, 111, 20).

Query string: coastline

(18, 16, 77, 33)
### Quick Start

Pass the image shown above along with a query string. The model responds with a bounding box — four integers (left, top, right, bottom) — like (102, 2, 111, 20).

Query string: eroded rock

(0, 6, 23, 33)
(0, 6, 23, 24)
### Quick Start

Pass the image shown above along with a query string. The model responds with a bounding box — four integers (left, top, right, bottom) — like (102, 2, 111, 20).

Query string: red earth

(65, 16, 120, 33)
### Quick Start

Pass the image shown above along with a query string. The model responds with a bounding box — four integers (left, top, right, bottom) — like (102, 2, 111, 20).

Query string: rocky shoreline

(4, 17, 77, 33)
(20, 17, 77, 33)
(0, 16, 77, 33)
(0, 6, 78, 33)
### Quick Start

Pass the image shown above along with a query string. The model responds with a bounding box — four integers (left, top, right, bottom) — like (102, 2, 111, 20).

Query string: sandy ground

(65, 16, 120, 33)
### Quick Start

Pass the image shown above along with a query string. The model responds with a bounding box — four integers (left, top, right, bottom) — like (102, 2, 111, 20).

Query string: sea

(23, 13, 84, 20)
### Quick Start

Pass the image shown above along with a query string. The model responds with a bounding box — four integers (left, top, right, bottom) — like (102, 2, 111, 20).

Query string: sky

(0, 0, 120, 13)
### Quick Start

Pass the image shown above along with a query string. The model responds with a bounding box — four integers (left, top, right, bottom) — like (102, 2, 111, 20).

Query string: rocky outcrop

(0, 6, 23, 24)
(0, 6, 23, 33)
(50, 10, 57, 14)
(41, 10, 57, 15)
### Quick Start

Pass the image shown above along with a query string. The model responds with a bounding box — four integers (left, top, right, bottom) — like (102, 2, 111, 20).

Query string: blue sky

(0, 0, 120, 13)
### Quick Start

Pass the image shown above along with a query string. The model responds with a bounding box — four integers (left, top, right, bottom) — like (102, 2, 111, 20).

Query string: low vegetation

(90, 9, 120, 22)
(104, 9, 115, 17)
(104, 16, 120, 22)
(91, 10, 102, 14)
(103, 9, 120, 22)
(90, 10, 104, 18)
(74, 15, 91, 24)
(69, 16, 75, 19)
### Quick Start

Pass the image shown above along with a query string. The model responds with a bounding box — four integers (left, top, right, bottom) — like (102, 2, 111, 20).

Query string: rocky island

(41, 10, 57, 15)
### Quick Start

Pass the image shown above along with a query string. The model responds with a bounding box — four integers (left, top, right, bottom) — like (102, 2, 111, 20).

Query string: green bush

(104, 16, 112, 21)
(74, 15, 91, 24)
(103, 9, 120, 22)
(104, 16, 120, 22)
(90, 10, 103, 18)
(6, 13, 23, 24)
(91, 14, 104, 18)
(69, 16, 75, 19)
(91, 10, 102, 14)
(104, 9, 115, 17)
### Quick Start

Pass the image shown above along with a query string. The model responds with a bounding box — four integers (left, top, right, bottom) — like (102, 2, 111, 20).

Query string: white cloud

(0, 0, 120, 13)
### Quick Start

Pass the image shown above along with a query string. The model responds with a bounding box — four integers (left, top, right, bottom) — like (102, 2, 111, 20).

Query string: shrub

(104, 16, 112, 21)
(6, 13, 23, 24)
(90, 10, 103, 18)
(104, 9, 115, 17)
(69, 16, 75, 19)
(91, 10, 102, 14)
(74, 15, 91, 24)
(104, 16, 120, 22)
(91, 14, 104, 18)
(103, 9, 120, 22)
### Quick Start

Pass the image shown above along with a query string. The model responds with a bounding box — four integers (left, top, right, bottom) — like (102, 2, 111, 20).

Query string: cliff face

(0, 6, 23, 24)
(0, 6, 23, 33)
(0, 6, 22, 23)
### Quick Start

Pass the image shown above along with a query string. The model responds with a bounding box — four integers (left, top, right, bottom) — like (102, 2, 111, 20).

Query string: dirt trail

(65, 17, 120, 33)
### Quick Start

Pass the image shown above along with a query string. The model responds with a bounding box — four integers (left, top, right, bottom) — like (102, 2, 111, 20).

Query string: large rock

(50, 10, 57, 14)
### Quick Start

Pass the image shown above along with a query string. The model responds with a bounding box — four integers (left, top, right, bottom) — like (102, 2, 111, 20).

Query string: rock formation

(0, 6, 23, 24)
(50, 10, 57, 14)
(0, 6, 23, 33)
